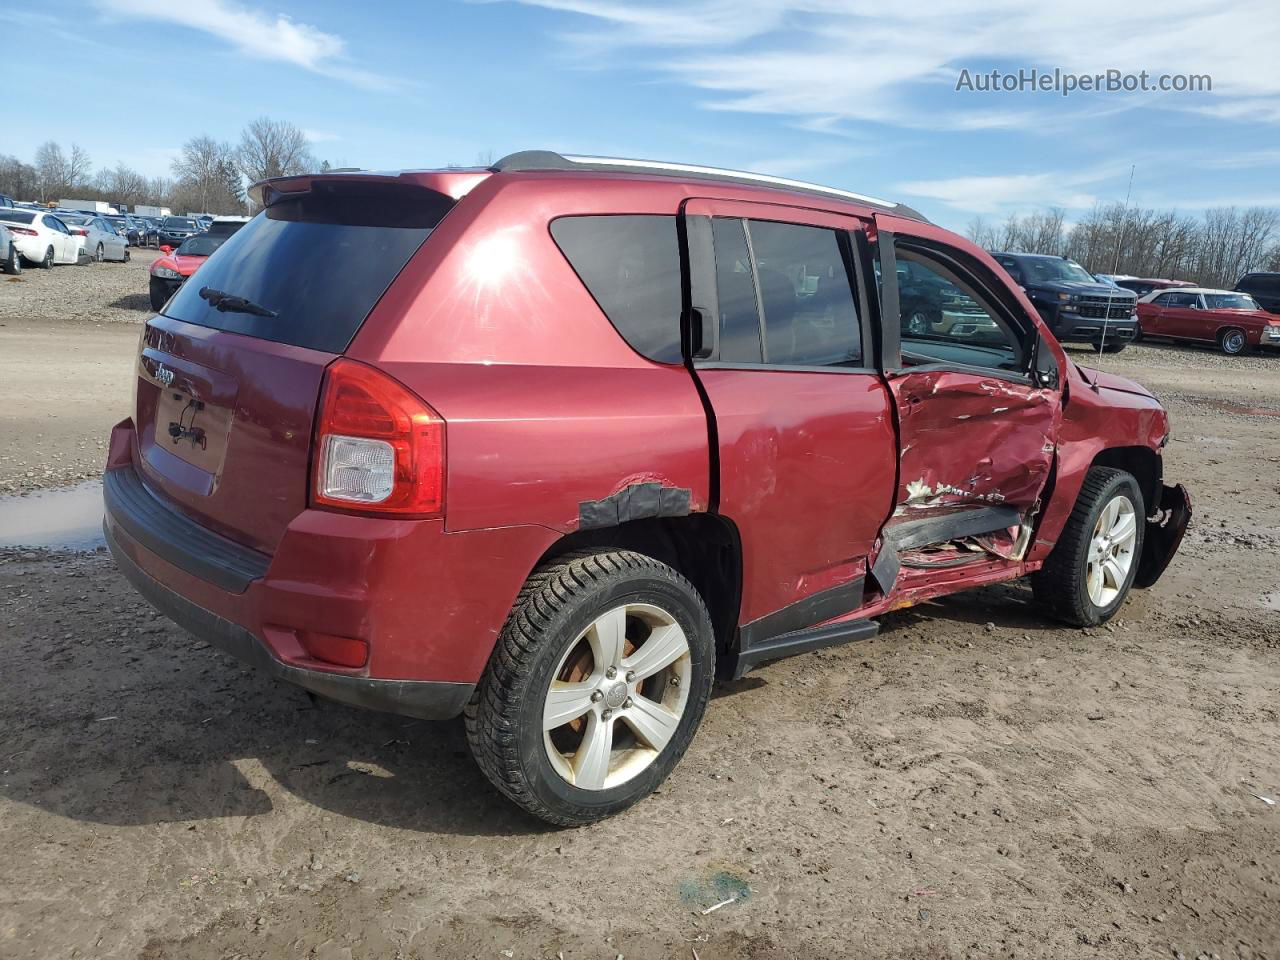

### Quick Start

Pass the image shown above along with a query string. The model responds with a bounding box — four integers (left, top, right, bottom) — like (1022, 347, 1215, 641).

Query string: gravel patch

(0, 247, 160, 324)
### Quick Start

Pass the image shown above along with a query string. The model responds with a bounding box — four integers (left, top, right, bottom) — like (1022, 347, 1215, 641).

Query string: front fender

(1134, 483, 1191, 588)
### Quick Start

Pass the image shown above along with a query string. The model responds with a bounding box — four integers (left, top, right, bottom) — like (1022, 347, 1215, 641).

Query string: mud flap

(1134, 483, 1191, 588)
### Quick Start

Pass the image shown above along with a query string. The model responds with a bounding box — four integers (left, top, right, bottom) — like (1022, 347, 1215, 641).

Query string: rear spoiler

(248, 170, 490, 209)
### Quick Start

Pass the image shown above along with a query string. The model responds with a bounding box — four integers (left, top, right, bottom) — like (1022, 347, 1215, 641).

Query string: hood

(152, 253, 208, 277)
(1042, 279, 1137, 299)
(1074, 363, 1155, 400)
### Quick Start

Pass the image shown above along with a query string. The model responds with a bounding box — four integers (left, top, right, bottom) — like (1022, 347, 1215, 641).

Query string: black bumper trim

(104, 464, 269, 593)
(105, 520, 473, 720)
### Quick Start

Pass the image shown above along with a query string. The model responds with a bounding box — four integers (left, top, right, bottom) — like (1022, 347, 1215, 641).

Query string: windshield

(162, 181, 455, 352)
(175, 235, 226, 257)
(1021, 257, 1097, 284)
(0, 210, 36, 225)
(163, 217, 198, 230)
(1204, 293, 1258, 310)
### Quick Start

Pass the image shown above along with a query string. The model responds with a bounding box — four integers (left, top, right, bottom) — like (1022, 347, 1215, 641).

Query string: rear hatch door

(133, 177, 456, 554)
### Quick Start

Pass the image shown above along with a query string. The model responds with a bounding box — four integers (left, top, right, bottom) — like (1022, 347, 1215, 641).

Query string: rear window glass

(0, 211, 35, 224)
(162, 181, 453, 353)
(550, 215, 683, 364)
(1241, 274, 1280, 294)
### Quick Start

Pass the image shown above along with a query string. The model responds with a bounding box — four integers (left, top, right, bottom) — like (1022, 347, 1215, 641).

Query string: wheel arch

(536, 513, 743, 656)
(1090, 445, 1162, 514)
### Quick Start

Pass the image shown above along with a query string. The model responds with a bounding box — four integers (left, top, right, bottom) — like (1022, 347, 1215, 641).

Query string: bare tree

(33, 141, 69, 201)
(173, 135, 240, 214)
(236, 117, 314, 184)
(96, 164, 150, 208)
(0, 155, 39, 200)
(67, 144, 93, 191)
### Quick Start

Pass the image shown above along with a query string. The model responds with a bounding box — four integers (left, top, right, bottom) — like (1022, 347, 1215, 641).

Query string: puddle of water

(0, 480, 105, 551)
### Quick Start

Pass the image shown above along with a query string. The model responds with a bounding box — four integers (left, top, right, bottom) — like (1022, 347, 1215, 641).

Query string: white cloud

(896, 171, 1100, 215)
(500, 0, 1280, 130)
(93, 0, 400, 91)
(303, 129, 341, 144)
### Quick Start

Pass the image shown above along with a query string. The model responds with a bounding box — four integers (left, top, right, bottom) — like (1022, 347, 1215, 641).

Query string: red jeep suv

(104, 152, 1190, 825)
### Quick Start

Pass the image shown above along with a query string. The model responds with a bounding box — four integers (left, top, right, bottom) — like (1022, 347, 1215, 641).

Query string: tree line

(0, 117, 324, 216)
(966, 204, 1280, 289)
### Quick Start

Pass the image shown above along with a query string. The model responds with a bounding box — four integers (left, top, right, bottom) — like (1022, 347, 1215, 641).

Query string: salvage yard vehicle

(990, 252, 1138, 352)
(0, 209, 81, 268)
(103, 153, 1191, 826)
(0, 223, 20, 274)
(1136, 287, 1280, 354)
(1235, 272, 1280, 314)
(1113, 276, 1196, 298)
(156, 215, 201, 247)
(61, 214, 129, 263)
(149, 217, 249, 309)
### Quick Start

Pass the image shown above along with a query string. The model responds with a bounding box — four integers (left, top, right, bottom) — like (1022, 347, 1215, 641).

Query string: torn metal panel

(578, 482, 692, 530)
(886, 370, 1061, 536)
(1134, 483, 1191, 588)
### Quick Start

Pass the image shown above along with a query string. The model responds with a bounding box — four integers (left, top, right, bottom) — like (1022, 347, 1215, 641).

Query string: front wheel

(466, 549, 715, 826)
(94, 244, 104, 263)
(40, 246, 54, 269)
(1033, 467, 1144, 626)
(1218, 327, 1247, 355)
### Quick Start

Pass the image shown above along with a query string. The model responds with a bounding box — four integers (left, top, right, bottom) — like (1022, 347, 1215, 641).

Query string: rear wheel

(40, 246, 54, 269)
(466, 549, 715, 826)
(94, 243, 104, 263)
(1033, 467, 1144, 626)
(3, 243, 19, 275)
(1218, 327, 1247, 355)
(906, 310, 933, 336)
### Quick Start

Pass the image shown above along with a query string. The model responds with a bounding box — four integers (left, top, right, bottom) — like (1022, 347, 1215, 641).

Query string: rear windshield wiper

(198, 286, 278, 318)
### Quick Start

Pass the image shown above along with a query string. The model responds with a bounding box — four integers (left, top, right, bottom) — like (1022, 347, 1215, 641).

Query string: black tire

(466, 549, 715, 827)
(3, 243, 19, 275)
(1099, 341, 1126, 354)
(1218, 327, 1247, 355)
(1032, 467, 1145, 627)
(95, 244, 104, 263)
(1131, 323, 1143, 343)
(40, 246, 54, 269)
(148, 278, 168, 312)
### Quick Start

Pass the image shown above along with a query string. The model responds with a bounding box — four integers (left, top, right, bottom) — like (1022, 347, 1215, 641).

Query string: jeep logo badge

(155, 364, 174, 387)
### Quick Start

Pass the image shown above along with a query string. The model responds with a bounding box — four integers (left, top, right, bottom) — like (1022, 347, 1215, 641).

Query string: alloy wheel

(1086, 494, 1138, 607)
(542, 602, 692, 791)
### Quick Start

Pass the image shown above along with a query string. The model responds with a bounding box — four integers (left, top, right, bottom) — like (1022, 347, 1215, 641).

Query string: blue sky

(7, 0, 1280, 231)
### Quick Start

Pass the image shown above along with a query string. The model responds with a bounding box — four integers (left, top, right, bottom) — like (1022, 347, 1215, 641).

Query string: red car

(1136, 287, 1280, 354)
(148, 218, 249, 311)
(103, 153, 1190, 825)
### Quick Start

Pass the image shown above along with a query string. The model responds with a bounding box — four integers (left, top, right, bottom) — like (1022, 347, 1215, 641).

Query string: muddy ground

(0, 265, 1278, 959)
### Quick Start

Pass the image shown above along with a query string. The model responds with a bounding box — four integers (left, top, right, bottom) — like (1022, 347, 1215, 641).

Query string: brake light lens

(312, 358, 444, 516)
(10, 227, 36, 236)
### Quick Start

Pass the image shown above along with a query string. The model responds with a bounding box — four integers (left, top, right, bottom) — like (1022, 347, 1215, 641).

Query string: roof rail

(489, 150, 926, 221)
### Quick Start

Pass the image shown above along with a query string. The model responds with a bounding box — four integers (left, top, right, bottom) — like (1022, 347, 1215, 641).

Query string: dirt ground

(1, 263, 1278, 959)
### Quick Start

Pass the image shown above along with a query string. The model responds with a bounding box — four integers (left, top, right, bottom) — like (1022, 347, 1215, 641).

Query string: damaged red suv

(104, 152, 1190, 825)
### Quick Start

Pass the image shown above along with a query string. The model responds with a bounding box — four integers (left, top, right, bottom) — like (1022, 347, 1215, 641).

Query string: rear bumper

(105, 519, 474, 719)
(103, 419, 558, 718)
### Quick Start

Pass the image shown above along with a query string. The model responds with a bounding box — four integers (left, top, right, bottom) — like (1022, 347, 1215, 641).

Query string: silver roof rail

(489, 150, 926, 221)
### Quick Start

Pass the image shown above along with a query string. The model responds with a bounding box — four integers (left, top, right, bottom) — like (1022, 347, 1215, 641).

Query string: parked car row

(985, 254, 1280, 355)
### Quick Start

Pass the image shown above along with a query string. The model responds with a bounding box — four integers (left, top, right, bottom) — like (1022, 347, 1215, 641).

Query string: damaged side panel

(875, 370, 1062, 589)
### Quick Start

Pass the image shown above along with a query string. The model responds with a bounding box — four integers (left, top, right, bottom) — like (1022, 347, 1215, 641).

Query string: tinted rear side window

(163, 182, 453, 353)
(711, 218, 762, 363)
(550, 215, 682, 364)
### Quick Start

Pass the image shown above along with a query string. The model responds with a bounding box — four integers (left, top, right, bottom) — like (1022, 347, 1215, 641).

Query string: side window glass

(745, 219, 861, 367)
(895, 247, 1023, 372)
(711, 218, 762, 363)
(549, 215, 683, 364)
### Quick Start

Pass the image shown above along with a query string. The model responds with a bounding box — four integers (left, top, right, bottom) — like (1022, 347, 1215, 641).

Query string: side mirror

(159, 245, 172, 254)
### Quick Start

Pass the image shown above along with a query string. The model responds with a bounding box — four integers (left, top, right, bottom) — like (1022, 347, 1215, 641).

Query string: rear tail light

(10, 227, 36, 236)
(71, 227, 87, 236)
(312, 358, 444, 516)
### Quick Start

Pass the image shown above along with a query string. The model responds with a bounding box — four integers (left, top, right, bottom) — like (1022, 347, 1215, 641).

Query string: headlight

(1057, 292, 1071, 301)
(152, 266, 181, 280)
